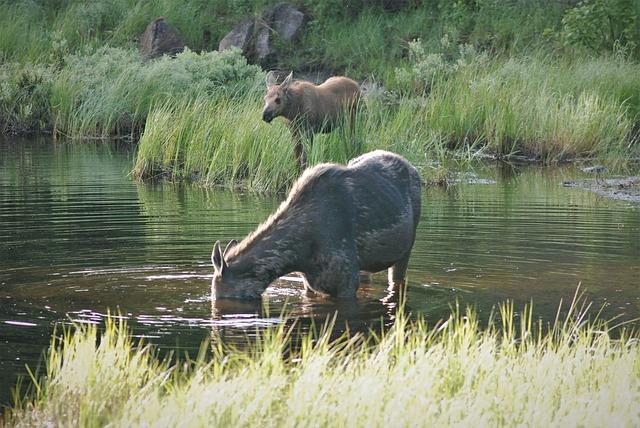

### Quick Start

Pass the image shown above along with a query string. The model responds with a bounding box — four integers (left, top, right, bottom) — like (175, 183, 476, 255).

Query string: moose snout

(262, 110, 274, 123)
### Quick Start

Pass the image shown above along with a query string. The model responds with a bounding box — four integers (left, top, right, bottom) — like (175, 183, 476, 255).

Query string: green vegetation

(51, 47, 262, 139)
(1, 0, 640, 190)
(134, 50, 640, 191)
(5, 298, 640, 427)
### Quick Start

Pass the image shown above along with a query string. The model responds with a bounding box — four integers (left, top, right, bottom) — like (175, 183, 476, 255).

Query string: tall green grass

(421, 55, 640, 161)
(133, 54, 640, 192)
(5, 297, 640, 427)
(133, 95, 297, 192)
(50, 47, 262, 139)
(292, 1, 567, 78)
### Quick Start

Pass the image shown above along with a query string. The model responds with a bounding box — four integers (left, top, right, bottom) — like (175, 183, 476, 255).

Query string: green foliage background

(1, 0, 639, 190)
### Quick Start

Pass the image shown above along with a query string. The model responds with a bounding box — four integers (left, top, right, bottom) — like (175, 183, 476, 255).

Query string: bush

(394, 36, 489, 94)
(52, 47, 263, 138)
(561, 0, 640, 56)
(0, 63, 53, 134)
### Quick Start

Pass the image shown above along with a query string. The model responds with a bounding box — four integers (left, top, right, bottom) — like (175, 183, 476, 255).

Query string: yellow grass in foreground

(5, 296, 640, 427)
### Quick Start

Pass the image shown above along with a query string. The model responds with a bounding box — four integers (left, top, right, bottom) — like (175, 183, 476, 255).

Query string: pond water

(1, 137, 639, 406)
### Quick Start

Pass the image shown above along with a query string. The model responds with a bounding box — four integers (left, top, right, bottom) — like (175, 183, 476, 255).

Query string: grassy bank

(0, 47, 263, 138)
(5, 300, 640, 427)
(2, 0, 640, 190)
(0, 0, 573, 68)
(133, 52, 640, 191)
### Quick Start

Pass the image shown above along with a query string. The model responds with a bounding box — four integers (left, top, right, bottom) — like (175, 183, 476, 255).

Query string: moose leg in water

(387, 253, 412, 297)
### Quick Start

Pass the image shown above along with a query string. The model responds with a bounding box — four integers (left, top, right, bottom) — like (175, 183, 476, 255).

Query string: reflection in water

(208, 274, 400, 349)
(1, 137, 639, 406)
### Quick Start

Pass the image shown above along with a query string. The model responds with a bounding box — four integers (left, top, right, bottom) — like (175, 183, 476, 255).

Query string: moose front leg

(292, 126, 313, 170)
(294, 140, 307, 170)
(305, 256, 359, 299)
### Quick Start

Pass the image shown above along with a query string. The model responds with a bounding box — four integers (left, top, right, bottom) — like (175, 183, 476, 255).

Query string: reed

(133, 53, 640, 192)
(133, 94, 297, 192)
(421, 55, 639, 161)
(5, 295, 639, 427)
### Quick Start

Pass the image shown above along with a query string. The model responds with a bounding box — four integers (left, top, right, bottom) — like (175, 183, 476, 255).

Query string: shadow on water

(1, 136, 639, 407)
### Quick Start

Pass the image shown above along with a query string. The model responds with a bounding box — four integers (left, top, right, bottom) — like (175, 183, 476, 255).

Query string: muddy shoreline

(563, 176, 640, 202)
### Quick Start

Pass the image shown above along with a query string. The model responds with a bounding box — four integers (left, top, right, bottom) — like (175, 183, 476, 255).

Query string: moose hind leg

(388, 253, 410, 291)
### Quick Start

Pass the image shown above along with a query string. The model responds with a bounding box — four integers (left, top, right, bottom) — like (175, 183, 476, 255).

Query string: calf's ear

(281, 71, 293, 89)
(266, 71, 278, 88)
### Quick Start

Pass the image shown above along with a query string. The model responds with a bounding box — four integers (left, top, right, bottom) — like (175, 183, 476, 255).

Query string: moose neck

(227, 214, 307, 289)
(282, 84, 306, 122)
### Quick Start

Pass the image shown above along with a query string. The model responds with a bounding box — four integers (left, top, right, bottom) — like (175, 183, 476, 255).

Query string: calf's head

(211, 240, 265, 300)
(262, 71, 293, 123)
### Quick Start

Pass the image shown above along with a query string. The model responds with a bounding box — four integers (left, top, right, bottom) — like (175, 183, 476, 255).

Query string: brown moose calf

(262, 71, 361, 168)
(212, 150, 422, 300)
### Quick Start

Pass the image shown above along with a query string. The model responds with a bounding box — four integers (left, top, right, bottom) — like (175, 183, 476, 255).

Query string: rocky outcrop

(140, 18, 186, 59)
(381, 0, 407, 12)
(218, 18, 255, 57)
(218, 3, 306, 67)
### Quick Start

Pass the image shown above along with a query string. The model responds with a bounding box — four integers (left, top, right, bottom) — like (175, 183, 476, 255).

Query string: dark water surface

(1, 137, 639, 406)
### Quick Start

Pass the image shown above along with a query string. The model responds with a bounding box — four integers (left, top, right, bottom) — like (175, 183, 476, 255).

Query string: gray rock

(139, 18, 186, 59)
(218, 3, 306, 67)
(581, 165, 608, 174)
(254, 18, 274, 65)
(218, 18, 255, 56)
(269, 3, 305, 41)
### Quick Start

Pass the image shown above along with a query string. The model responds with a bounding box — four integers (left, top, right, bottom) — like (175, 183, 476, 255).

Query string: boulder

(268, 3, 305, 41)
(219, 3, 306, 67)
(140, 18, 186, 59)
(218, 18, 255, 56)
(255, 3, 305, 66)
(381, 0, 407, 12)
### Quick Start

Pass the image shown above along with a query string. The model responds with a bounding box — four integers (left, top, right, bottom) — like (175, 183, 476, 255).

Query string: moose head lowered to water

(211, 150, 422, 300)
(262, 71, 361, 169)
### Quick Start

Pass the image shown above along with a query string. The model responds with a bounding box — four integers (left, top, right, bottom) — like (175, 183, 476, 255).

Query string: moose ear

(266, 71, 278, 88)
(211, 240, 224, 273)
(281, 71, 293, 89)
(223, 239, 237, 258)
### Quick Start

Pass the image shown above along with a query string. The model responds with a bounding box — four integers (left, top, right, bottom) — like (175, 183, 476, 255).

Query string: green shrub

(561, 0, 640, 56)
(0, 63, 53, 134)
(51, 47, 263, 138)
(394, 36, 489, 94)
